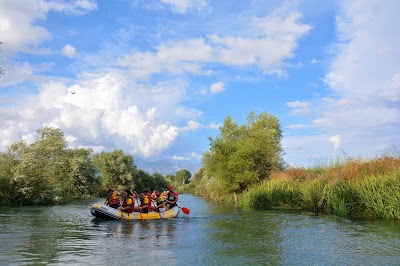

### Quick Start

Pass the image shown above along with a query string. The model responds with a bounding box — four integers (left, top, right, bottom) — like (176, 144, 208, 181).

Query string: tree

(175, 169, 191, 185)
(202, 112, 284, 202)
(152, 172, 169, 191)
(92, 149, 137, 190)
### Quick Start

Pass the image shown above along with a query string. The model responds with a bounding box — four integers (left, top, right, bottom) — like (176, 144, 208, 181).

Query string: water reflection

(1, 196, 400, 265)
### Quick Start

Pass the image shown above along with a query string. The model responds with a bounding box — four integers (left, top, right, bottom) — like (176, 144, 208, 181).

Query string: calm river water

(1, 194, 400, 265)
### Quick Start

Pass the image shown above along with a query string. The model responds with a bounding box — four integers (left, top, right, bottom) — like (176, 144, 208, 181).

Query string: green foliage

(92, 149, 136, 190)
(202, 112, 284, 198)
(325, 181, 359, 217)
(0, 127, 99, 205)
(299, 178, 328, 212)
(241, 170, 400, 220)
(241, 181, 298, 209)
(174, 169, 191, 186)
(152, 172, 170, 191)
(355, 174, 400, 219)
(0, 127, 171, 205)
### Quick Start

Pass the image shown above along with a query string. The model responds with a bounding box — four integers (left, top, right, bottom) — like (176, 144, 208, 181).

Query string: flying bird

(70, 91, 76, 94)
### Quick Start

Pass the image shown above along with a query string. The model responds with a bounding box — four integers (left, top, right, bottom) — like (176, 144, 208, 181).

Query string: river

(0, 194, 400, 265)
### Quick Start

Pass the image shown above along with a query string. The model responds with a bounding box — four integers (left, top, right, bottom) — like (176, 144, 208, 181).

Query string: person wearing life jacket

(149, 190, 165, 212)
(151, 190, 158, 200)
(165, 185, 178, 211)
(136, 190, 152, 213)
(105, 188, 120, 209)
(118, 189, 135, 213)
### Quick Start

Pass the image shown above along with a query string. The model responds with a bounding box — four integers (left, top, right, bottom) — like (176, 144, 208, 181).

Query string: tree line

(0, 127, 179, 205)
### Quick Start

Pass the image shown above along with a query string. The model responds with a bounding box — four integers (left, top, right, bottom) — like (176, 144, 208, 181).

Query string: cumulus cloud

(180, 120, 220, 132)
(329, 135, 341, 149)
(62, 44, 76, 57)
(0, 73, 187, 158)
(118, 10, 311, 78)
(0, 0, 96, 53)
(209, 82, 225, 93)
(285, 0, 400, 165)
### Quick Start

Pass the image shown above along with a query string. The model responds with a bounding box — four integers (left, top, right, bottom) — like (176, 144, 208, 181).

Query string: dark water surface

(1, 194, 400, 265)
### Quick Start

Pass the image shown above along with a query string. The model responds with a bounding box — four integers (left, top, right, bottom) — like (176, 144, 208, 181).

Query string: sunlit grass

(241, 155, 400, 220)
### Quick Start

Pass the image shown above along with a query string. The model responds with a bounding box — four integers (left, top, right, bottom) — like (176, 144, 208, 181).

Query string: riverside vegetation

(0, 127, 170, 205)
(183, 112, 400, 220)
(1, 112, 399, 220)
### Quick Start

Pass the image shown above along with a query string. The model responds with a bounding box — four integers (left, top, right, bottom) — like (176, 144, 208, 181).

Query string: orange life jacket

(122, 195, 135, 213)
(107, 192, 120, 206)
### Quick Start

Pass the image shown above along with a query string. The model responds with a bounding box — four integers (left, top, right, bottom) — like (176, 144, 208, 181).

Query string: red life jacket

(107, 192, 120, 206)
(167, 191, 178, 202)
(122, 195, 135, 213)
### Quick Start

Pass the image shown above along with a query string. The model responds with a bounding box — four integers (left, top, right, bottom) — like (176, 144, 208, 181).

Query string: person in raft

(118, 189, 135, 213)
(165, 185, 178, 211)
(150, 190, 166, 212)
(105, 188, 120, 209)
(133, 190, 152, 213)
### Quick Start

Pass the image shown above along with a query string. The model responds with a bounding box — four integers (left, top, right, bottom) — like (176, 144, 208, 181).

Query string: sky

(0, 0, 399, 174)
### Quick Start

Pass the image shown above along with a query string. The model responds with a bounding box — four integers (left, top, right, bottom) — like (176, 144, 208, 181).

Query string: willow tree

(202, 112, 284, 202)
(92, 149, 137, 190)
(3, 127, 99, 204)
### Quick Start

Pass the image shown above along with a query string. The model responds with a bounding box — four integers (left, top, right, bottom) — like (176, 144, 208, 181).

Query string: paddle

(177, 205, 190, 215)
(152, 199, 163, 220)
(165, 200, 190, 215)
(135, 197, 143, 221)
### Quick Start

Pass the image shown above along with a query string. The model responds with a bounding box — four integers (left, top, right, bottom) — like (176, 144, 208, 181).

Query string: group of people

(105, 185, 179, 214)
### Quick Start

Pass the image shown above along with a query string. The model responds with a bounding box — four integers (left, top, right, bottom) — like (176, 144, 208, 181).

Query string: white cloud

(329, 135, 341, 149)
(285, 0, 400, 165)
(62, 44, 76, 57)
(118, 10, 311, 78)
(0, 73, 188, 158)
(180, 120, 221, 132)
(285, 100, 310, 108)
(161, 0, 210, 14)
(190, 152, 202, 160)
(44, 0, 97, 15)
(172, 155, 189, 161)
(209, 82, 225, 93)
(181, 120, 202, 132)
(0, 0, 96, 54)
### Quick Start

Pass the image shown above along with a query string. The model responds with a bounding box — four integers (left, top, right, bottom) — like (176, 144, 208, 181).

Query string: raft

(90, 203, 179, 220)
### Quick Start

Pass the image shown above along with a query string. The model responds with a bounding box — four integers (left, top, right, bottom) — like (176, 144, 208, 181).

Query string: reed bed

(241, 156, 400, 220)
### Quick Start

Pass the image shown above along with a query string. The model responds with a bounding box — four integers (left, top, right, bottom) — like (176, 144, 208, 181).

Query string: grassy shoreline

(240, 156, 400, 220)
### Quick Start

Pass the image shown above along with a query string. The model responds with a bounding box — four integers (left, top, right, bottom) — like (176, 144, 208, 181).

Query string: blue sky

(1, 0, 399, 173)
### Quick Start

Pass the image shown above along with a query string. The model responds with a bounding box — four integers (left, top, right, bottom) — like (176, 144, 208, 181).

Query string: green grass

(241, 156, 400, 220)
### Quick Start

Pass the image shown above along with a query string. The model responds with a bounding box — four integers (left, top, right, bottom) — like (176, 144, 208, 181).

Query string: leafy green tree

(175, 169, 191, 185)
(132, 169, 154, 191)
(62, 148, 99, 198)
(202, 112, 284, 201)
(92, 149, 137, 190)
(153, 172, 169, 191)
(11, 127, 70, 204)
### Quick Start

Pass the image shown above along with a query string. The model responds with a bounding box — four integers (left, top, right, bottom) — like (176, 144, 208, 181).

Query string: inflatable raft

(90, 203, 179, 220)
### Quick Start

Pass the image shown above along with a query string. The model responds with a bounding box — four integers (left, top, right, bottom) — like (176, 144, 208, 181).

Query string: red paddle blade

(182, 207, 190, 215)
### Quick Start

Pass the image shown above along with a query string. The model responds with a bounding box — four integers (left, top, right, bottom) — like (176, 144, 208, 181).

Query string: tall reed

(355, 173, 400, 219)
(241, 156, 400, 220)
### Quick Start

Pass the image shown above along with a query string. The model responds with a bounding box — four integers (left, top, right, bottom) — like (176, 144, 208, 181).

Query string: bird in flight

(70, 91, 76, 94)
